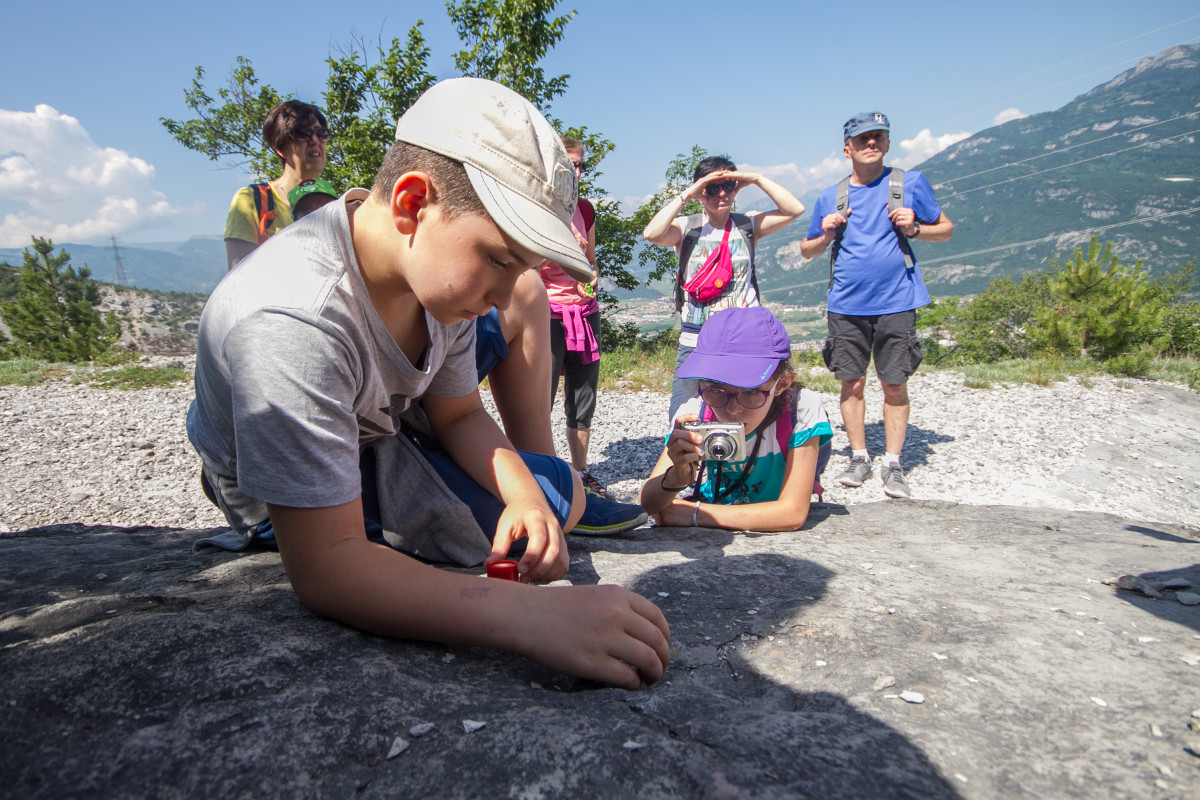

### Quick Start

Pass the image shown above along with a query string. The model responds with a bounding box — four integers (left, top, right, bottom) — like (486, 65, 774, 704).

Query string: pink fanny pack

(682, 218, 733, 304)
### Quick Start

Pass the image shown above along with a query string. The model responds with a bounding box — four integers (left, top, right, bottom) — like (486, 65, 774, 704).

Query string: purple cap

(679, 307, 791, 388)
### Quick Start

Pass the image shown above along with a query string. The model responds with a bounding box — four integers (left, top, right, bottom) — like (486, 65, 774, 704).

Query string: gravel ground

(2, 361, 1198, 532)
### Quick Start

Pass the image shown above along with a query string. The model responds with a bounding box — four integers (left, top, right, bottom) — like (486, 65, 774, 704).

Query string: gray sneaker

(837, 456, 873, 488)
(881, 463, 911, 499)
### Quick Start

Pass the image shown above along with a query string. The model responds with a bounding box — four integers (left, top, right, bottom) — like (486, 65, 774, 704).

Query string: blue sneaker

(572, 487, 647, 536)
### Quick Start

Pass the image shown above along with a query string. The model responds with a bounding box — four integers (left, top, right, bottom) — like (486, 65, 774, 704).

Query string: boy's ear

(390, 172, 433, 235)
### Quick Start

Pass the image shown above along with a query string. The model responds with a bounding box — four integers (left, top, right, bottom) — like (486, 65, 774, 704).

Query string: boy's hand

(514, 585, 671, 689)
(489, 501, 568, 582)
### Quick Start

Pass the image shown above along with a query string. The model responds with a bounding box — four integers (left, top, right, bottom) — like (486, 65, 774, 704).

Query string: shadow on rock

(620, 553, 963, 799)
(843, 422, 952, 469)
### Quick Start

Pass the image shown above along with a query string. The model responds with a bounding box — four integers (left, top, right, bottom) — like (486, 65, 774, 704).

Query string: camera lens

(706, 433, 735, 460)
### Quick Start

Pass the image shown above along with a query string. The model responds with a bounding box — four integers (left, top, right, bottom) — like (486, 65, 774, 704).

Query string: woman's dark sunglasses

(704, 180, 738, 196)
(698, 380, 777, 410)
(291, 127, 332, 142)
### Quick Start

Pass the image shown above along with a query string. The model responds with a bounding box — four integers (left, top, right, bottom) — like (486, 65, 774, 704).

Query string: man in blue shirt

(800, 112, 954, 498)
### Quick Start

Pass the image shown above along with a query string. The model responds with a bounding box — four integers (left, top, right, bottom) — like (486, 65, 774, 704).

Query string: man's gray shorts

(822, 310, 923, 385)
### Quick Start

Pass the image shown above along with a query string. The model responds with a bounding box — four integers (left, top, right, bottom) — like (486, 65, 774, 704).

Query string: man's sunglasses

(291, 127, 332, 142)
(704, 180, 738, 196)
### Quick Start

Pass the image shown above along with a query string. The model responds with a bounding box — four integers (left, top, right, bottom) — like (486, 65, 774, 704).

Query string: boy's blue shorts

(358, 442, 574, 554)
(475, 308, 509, 383)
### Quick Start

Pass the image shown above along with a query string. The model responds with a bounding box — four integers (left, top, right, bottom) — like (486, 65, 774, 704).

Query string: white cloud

(993, 107, 1027, 125)
(891, 128, 972, 169)
(738, 154, 849, 199)
(0, 105, 187, 247)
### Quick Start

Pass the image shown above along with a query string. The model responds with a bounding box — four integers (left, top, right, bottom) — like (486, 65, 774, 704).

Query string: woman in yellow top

(223, 100, 329, 270)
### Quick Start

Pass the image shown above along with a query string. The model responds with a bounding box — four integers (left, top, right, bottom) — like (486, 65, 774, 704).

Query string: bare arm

(799, 208, 851, 260)
(268, 499, 670, 688)
(488, 271, 555, 456)
(725, 171, 804, 240)
(642, 170, 733, 246)
(225, 238, 256, 271)
(646, 438, 820, 532)
(890, 209, 954, 242)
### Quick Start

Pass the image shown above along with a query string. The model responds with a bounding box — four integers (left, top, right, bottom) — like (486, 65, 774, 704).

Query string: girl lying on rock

(639, 307, 832, 531)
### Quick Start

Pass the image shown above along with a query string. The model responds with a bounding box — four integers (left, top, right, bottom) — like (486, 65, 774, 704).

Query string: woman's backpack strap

(675, 213, 706, 312)
(252, 182, 276, 246)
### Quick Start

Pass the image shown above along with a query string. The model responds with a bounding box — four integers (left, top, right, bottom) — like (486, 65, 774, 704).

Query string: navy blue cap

(844, 112, 890, 140)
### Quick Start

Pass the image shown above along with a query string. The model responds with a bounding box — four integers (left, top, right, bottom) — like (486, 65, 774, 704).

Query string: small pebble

(1091, 697, 1108, 707)
(873, 675, 896, 691)
(932, 652, 948, 660)
(622, 741, 645, 751)
(900, 691, 925, 704)
(1150, 723, 1164, 738)
(386, 737, 409, 759)
(462, 720, 486, 733)
(1176, 592, 1200, 606)
(409, 723, 435, 738)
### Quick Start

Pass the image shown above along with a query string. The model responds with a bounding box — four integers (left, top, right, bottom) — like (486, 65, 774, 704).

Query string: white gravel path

(2, 362, 1197, 532)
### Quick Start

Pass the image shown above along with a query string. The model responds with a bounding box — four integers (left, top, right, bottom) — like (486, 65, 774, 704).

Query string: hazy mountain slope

(0, 237, 226, 294)
(755, 42, 1200, 306)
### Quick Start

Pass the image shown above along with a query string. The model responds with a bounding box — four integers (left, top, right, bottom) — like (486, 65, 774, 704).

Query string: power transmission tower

(110, 234, 129, 286)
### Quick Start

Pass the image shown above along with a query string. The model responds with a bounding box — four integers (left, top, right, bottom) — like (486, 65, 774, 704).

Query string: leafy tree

(635, 146, 709, 285)
(1035, 236, 1166, 360)
(952, 273, 1053, 364)
(448, 0, 574, 113)
(320, 28, 437, 189)
(0, 238, 121, 361)
(161, 29, 436, 190)
(160, 57, 286, 182)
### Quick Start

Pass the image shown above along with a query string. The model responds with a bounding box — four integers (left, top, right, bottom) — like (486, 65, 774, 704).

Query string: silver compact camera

(683, 421, 746, 462)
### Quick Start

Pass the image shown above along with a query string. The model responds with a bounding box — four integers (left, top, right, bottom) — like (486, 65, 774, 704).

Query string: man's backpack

(251, 182, 277, 246)
(827, 167, 915, 290)
(674, 212, 756, 312)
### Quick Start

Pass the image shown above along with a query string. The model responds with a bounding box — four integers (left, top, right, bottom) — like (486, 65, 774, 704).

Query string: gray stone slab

(2, 502, 1199, 798)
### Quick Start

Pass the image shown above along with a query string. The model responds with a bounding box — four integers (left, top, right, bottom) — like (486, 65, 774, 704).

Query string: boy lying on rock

(186, 78, 670, 689)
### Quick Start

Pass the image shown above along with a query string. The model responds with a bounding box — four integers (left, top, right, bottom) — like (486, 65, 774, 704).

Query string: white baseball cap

(394, 77, 592, 282)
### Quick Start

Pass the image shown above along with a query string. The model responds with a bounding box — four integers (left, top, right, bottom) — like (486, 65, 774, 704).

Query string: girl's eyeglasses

(698, 378, 780, 409)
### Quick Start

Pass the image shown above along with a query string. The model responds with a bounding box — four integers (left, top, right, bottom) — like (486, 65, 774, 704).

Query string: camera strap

(686, 400, 775, 504)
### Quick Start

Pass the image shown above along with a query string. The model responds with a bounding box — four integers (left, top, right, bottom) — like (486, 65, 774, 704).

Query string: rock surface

(4, 502, 1200, 799)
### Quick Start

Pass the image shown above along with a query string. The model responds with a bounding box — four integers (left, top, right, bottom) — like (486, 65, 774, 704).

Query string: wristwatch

(909, 220, 921, 238)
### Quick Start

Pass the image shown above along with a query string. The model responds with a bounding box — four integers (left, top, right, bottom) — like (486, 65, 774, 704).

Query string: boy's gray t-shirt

(187, 189, 479, 520)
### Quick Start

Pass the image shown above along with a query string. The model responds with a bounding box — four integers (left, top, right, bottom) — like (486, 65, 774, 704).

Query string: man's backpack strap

(675, 212, 756, 312)
(888, 167, 915, 272)
(251, 182, 276, 246)
(828, 176, 851, 290)
(828, 168, 915, 290)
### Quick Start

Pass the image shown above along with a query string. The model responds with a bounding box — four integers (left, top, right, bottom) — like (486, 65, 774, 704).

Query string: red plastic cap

(486, 560, 520, 581)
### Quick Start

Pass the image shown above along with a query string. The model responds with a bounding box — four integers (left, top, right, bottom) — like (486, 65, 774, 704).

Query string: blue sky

(2, 0, 1198, 247)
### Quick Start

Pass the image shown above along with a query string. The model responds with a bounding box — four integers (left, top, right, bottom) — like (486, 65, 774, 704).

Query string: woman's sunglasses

(290, 127, 332, 143)
(704, 180, 738, 196)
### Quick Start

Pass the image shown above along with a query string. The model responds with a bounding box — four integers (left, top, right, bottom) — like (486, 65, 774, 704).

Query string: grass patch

(0, 357, 72, 386)
(82, 363, 192, 390)
(953, 356, 1107, 388)
(598, 342, 676, 393)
